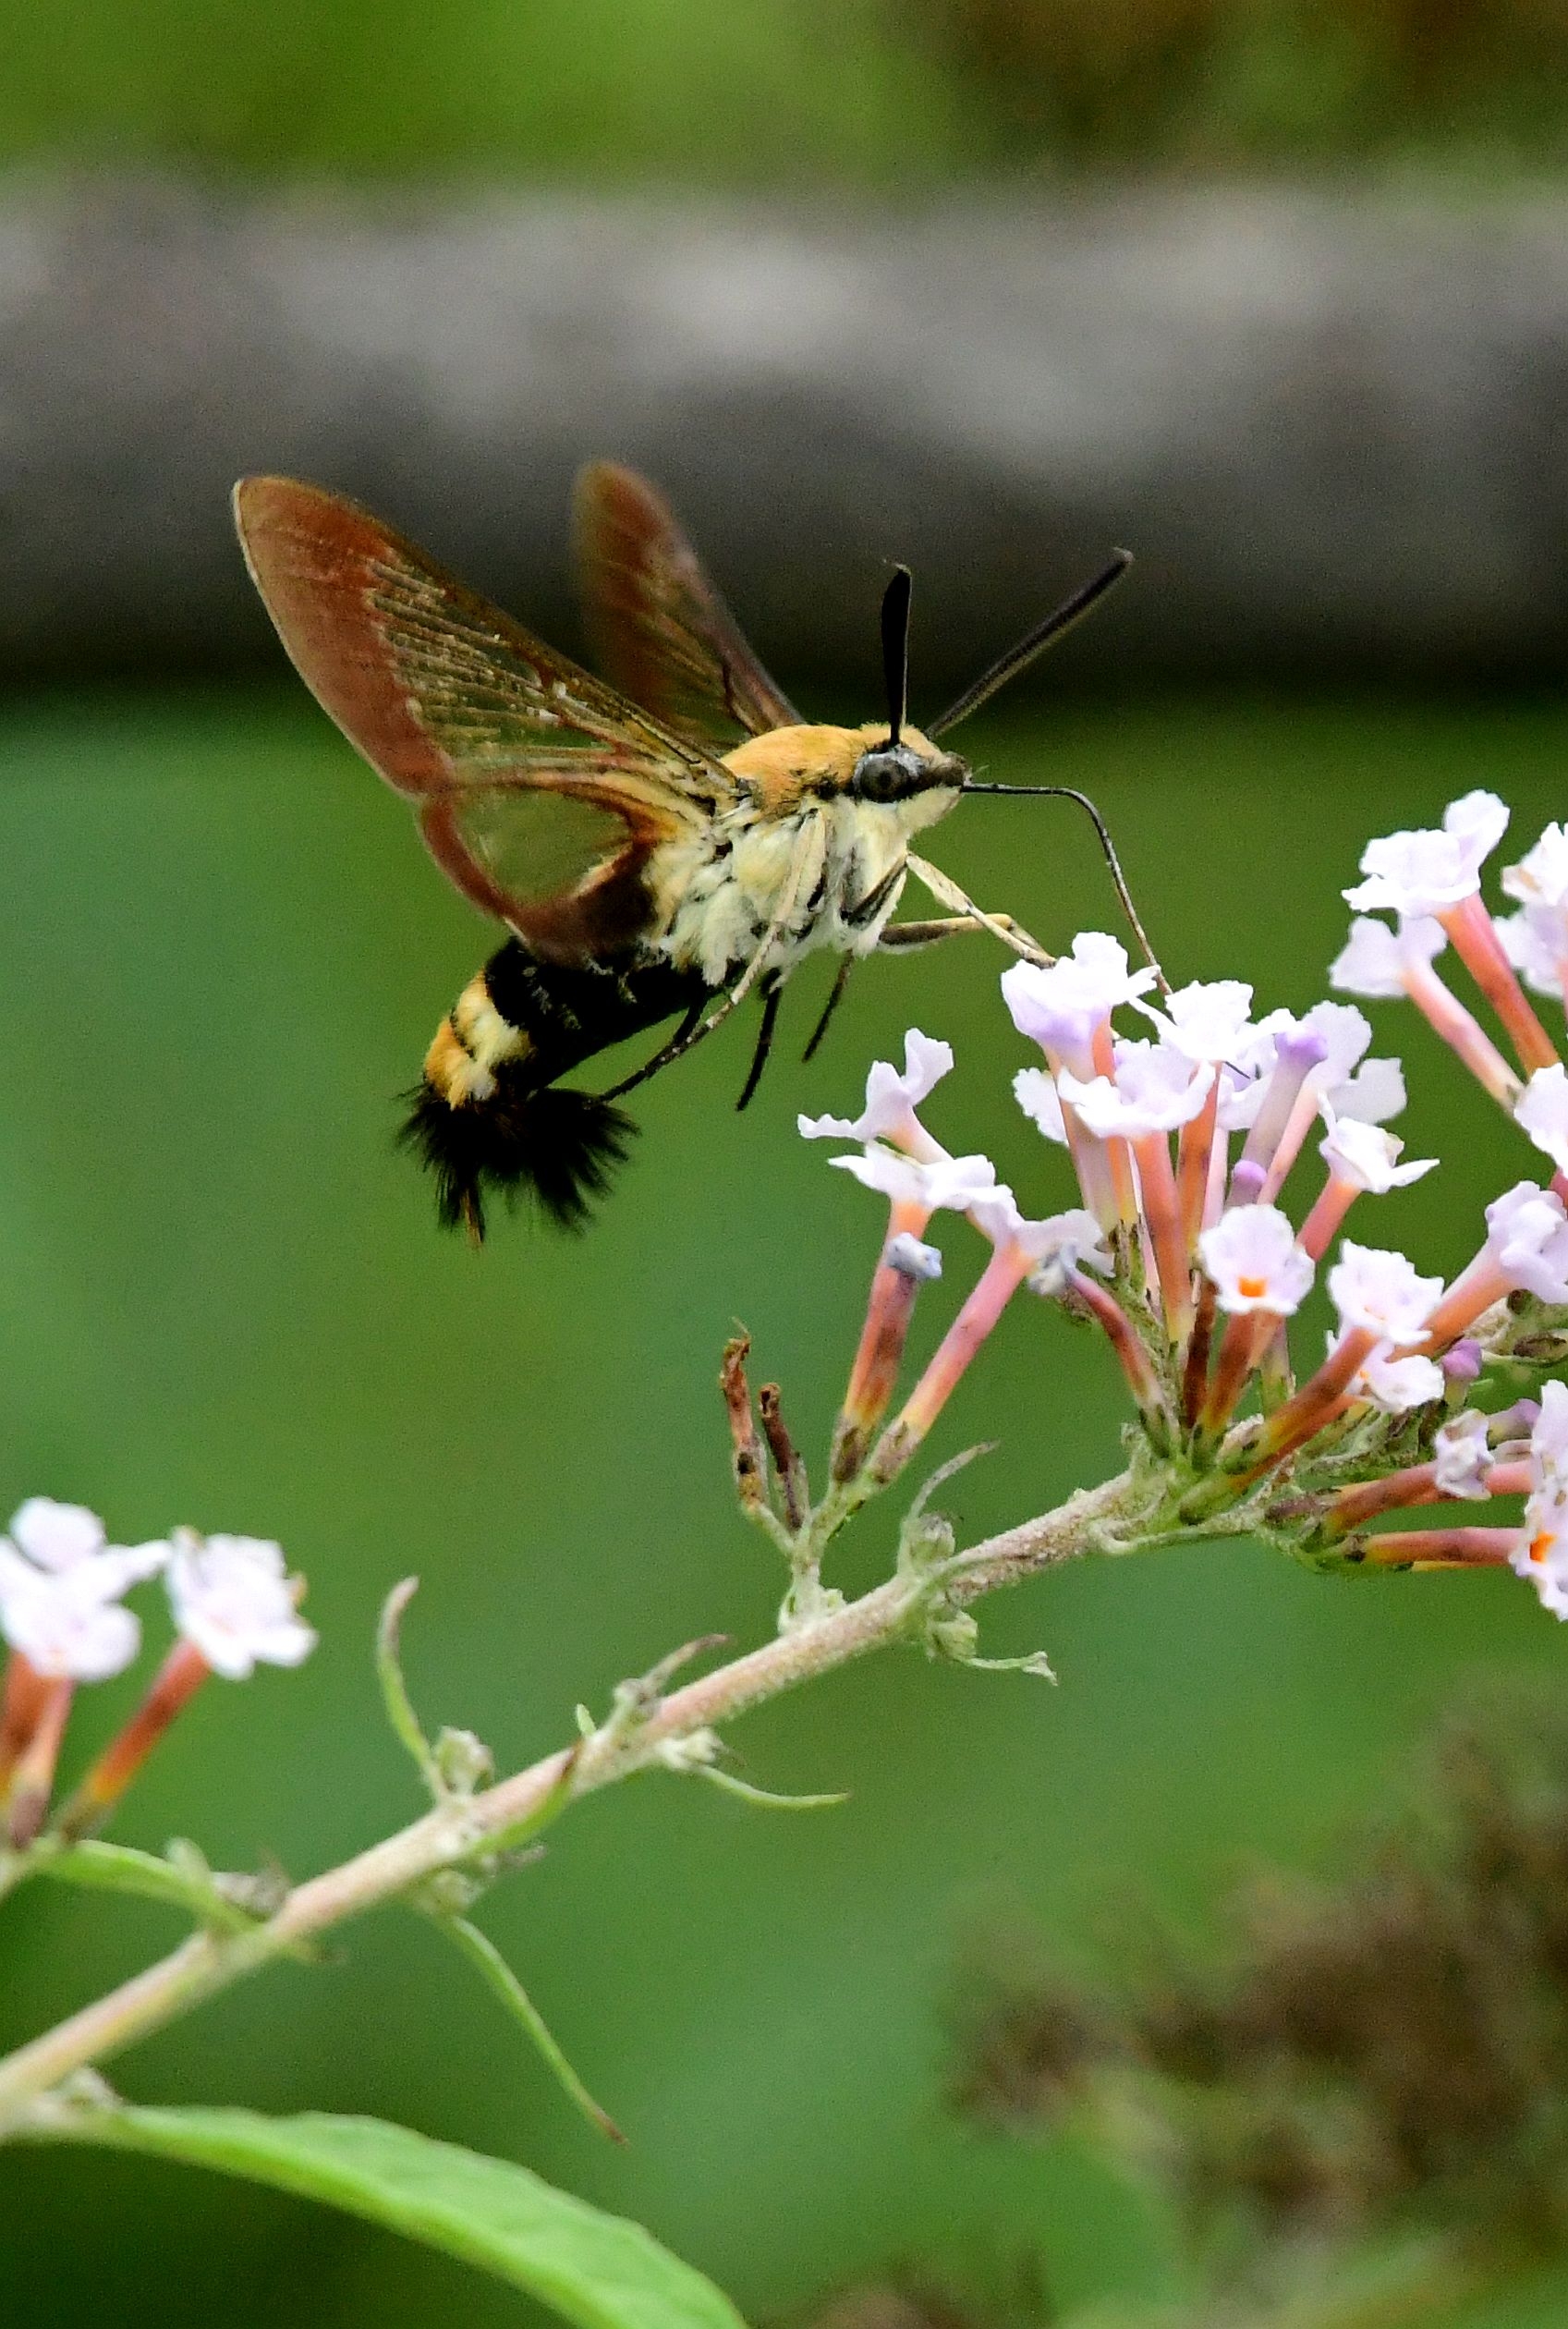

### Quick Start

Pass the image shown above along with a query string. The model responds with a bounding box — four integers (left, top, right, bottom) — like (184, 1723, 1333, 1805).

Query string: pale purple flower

(1013, 1067, 1067, 1145)
(1501, 823, 1568, 912)
(1330, 915, 1448, 998)
(1530, 1378, 1568, 1492)
(1327, 1243, 1444, 1343)
(1433, 1410, 1493, 1498)
(1319, 1115, 1436, 1195)
(1001, 935, 1157, 1061)
(1343, 791, 1509, 919)
(967, 1190, 1111, 1274)
(1498, 906, 1568, 1001)
(1514, 1064, 1568, 1176)
(1198, 1205, 1314, 1317)
(831, 1146, 1001, 1214)
(166, 1531, 316, 1680)
(1328, 1055, 1406, 1125)
(798, 1029, 953, 1154)
(1136, 978, 1254, 1063)
(1482, 1181, 1568, 1302)
(1058, 1043, 1214, 1140)
(1351, 1344, 1444, 1414)
(1510, 1482, 1568, 1618)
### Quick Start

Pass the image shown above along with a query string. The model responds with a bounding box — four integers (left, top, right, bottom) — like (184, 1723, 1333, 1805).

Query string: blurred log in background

(4, 178, 1568, 691)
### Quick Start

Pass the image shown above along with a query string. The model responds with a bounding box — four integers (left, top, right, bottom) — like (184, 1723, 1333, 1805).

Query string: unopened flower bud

(884, 1232, 942, 1282)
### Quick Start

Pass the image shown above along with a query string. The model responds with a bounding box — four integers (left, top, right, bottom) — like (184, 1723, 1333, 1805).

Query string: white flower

(1510, 1484, 1568, 1617)
(1013, 1067, 1067, 1144)
(1482, 1181, 1568, 1302)
(1502, 823, 1568, 912)
(1328, 1055, 1406, 1125)
(1498, 906, 1568, 1000)
(0, 1502, 167, 1682)
(1228, 1004, 1401, 1130)
(798, 1029, 953, 1151)
(1298, 1001, 1374, 1087)
(6, 1498, 164, 1584)
(1329, 915, 1447, 998)
(1319, 1115, 1436, 1195)
(7, 1498, 111, 1573)
(1515, 1064, 1568, 1176)
(0, 1554, 142, 1682)
(1327, 1242, 1443, 1342)
(1352, 1344, 1444, 1413)
(166, 1532, 316, 1680)
(884, 1231, 942, 1281)
(1215, 1062, 1266, 1133)
(968, 1190, 1111, 1274)
(831, 1146, 1001, 1214)
(1136, 979, 1254, 1063)
(1001, 936, 1157, 1059)
(1058, 1043, 1214, 1140)
(1433, 1410, 1492, 1498)
(1530, 1378, 1568, 1494)
(1343, 791, 1509, 919)
(1198, 1205, 1315, 1317)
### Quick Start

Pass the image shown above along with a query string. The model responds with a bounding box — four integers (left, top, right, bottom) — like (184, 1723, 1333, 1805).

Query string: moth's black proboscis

(400, 1077, 638, 1240)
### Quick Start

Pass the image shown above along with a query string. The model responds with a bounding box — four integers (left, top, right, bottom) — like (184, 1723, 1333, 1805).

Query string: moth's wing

(573, 461, 801, 747)
(234, 476, 738, 963)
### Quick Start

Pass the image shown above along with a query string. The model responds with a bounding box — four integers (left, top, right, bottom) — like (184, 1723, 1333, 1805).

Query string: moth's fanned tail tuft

(399, 1079, 638, 1239)
(511, 1087, 638, 1229)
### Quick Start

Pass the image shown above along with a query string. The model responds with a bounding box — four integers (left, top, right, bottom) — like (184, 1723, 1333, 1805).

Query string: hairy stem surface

(0, 1471, 1136, 2135)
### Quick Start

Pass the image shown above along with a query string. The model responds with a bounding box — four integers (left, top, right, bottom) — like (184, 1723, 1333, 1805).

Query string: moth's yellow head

(723, 722, 967, 822)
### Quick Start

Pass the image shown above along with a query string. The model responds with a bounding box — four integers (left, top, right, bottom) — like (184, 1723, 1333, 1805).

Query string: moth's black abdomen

(400, 1076, 636, 1241)
(408, 940, 710, 1239)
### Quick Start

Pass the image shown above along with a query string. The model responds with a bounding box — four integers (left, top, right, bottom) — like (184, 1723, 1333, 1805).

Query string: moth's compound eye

(852, 747, 921, 802)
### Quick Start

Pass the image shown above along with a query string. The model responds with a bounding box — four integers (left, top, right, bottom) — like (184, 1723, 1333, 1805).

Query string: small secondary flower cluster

(801, 791, 1568, 1616)
(0, 1497, 313, 1850)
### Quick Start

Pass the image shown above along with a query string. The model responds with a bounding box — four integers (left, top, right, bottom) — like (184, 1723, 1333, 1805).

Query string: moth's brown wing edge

(574, 460, 801, 744)
(234, 473, 467, 802)
(232, 474, 687, 958)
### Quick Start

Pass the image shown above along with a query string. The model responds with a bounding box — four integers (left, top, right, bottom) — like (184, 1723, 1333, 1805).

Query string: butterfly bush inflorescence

(0, 1503, 313, 1852)
(754, 789, 1568, 1626)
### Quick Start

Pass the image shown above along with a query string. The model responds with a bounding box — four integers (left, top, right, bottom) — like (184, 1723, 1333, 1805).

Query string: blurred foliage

(950, 1685, 1568, 2320)
(3, 686, 1568, 2329)
(8, 0, 1568, 181)
(916, 0, 1568, 174)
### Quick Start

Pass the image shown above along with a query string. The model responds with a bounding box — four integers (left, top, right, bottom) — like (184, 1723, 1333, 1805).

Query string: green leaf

(375, 1576, 445, 1799)
(23, 2104, 746, 2329)
(440, 1915, 626, 2146)
(30, 1841, 267, 1933)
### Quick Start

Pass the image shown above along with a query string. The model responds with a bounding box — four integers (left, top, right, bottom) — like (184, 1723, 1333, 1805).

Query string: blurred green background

(6, 0, 1568, 2322)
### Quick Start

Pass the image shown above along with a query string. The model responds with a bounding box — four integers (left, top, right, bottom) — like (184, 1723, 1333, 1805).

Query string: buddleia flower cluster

(791, 789, 1568, 1614)
(0, 1499, 313, 1853)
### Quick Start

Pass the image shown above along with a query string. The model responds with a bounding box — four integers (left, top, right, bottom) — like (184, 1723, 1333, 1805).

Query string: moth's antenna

(881, 566, 913, 750)
(928, 551, 1132, 739)
(960, 779, 1168, 994)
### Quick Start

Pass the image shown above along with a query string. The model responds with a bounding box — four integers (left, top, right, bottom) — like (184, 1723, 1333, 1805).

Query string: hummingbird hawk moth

(234, 463, 1149, 1239)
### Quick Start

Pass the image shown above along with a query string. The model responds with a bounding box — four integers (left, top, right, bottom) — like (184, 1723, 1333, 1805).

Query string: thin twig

(0, 1470, 1140, 2135)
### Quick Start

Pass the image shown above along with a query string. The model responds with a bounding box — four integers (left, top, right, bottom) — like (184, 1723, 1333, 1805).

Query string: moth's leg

(598, 995, 711, 1101)
(801, 957, 854, 1062)
(726, 814, 827, 1012)
(903, 851, 1051, 965)
(877, 913, 1037, 952)
(735, 976, 784, 1111)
